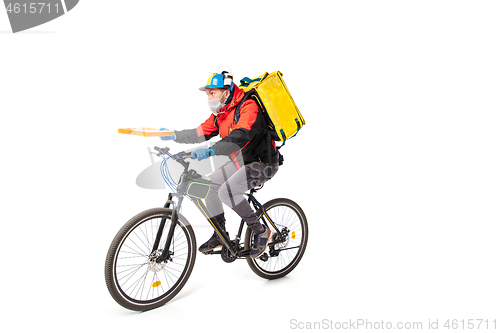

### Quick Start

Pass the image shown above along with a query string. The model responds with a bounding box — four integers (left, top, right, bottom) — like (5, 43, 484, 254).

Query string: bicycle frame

(106, 146, 307, 311)
(150, 148, 283, 262)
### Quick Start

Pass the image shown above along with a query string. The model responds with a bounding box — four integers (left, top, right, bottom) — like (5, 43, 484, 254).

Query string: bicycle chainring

(220, 245, 237, 263)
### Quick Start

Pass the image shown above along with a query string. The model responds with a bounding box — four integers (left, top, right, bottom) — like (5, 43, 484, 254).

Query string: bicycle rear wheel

(105, 208, 196, 311)
(245, 198, 308, 279)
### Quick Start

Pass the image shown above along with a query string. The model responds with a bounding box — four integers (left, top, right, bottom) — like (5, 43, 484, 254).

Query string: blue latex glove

(159, 128, 176, 141)
(191, 148, 214, 161)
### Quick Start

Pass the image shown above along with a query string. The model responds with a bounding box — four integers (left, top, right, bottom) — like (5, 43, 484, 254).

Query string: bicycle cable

(159, 153, 193, 215)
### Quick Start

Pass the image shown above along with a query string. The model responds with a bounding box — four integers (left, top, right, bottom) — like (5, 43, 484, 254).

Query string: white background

(1, 1, 499, 332)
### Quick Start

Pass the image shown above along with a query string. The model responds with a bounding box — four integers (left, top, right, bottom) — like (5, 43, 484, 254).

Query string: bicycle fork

(151, 193, 180, 263)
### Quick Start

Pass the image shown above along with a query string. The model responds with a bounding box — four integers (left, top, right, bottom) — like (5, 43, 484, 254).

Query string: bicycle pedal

(202, 249, 222, 255)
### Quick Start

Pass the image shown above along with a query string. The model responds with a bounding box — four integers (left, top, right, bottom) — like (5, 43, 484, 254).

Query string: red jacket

(174, 85, 278, 166)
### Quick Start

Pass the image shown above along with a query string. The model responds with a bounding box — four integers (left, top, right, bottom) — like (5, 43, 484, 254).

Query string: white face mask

(208, 90, 229, 115)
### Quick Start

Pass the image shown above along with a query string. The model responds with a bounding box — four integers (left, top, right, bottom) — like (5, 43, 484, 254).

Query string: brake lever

(173, 152, 191, 159)
(154, 146, 171, 156)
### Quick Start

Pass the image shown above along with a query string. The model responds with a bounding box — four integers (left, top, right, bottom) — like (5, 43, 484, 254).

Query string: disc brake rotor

(148, 250, 167, 272)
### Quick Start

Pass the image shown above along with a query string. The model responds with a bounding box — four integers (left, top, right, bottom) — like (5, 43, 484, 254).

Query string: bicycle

(104, 146, 308, 311)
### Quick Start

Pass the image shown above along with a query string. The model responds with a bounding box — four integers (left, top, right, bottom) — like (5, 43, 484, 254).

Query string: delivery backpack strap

(234, 90, 284, 168)
(234, 89, 255, 124)
(240, 77, 263, 87)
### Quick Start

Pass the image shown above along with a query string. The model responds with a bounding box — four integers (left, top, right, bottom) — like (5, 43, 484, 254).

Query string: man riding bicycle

(159, 68, 279, 259)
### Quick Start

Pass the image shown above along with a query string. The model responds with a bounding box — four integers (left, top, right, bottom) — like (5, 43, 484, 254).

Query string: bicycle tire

(105, 208, 196, 311)
(244, 198, 308, 280)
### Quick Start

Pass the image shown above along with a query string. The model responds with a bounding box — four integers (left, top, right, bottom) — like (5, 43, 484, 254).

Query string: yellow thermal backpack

(235, 71, 305, 148)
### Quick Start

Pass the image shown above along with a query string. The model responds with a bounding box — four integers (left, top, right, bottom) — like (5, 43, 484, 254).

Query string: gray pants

(205, 161, 279, 233)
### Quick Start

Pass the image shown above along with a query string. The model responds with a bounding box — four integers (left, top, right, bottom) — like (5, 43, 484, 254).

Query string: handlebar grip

(153, 146, 171, 155)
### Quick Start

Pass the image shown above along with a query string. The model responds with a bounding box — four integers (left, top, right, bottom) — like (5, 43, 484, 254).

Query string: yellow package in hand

(238, 71, 305, 143)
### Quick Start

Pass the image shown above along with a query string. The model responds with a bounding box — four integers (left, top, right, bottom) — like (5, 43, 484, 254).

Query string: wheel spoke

(109, 212, 195, 307)
(249, 201, 307, 278)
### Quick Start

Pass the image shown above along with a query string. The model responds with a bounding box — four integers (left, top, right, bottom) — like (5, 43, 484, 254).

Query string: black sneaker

(198, 232, 227, 254)
(250, 225, 272, 259)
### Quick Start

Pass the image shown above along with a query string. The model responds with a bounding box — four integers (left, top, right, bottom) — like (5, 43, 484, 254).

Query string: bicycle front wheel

(245, 198, 308, 279)
(105, 208, 196, 311)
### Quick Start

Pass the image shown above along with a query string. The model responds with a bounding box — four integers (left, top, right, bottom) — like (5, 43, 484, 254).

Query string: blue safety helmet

(199, 70, 234, 91)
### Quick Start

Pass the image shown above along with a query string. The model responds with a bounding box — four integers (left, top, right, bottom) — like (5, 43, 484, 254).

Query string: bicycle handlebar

(153, 146, 193, 160)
